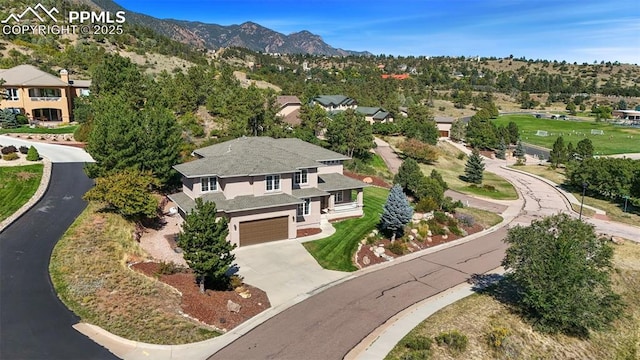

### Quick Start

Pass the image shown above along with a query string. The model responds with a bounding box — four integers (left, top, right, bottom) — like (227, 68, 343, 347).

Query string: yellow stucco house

(0, 64, 90, 123)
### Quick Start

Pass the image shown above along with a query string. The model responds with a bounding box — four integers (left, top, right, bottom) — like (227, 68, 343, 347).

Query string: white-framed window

(335, 190, 343, 203)
(6, 88, 19, 101)
(297, 198, 311, 217)
(294, 169, 308, 185)
(265, 174, 281, 192)
(201, 177, 217, 192)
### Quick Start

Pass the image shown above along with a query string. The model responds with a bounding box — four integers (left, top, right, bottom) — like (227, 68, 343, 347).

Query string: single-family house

(356, 106, 394, 124)
(169, 137, 368, 247)
(434, 116, 456, 138)
(276, 95, 302, 126)
(0, 64, 90, 123)
(311, 95, 357, 112)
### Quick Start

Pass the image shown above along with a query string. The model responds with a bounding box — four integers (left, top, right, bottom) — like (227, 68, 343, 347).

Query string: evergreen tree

(549, 136, 567, 168)
(430, 169, 449, 190)
(178, 198, 235, 292)
(449, 118, 466, 142)
(402, 104, 439, 145)
(464, 150, 485, 184)
(496, 137, 507, 160)
(26, 146, 39, 161)
(566, 102, 577, 115)
(380, 185, 414, 242)
(326, 109, 374, 159)
(502, 214, 622, 336)
(507, 121, 520, 144)
(513, 140, 526, 164)
(576, 138, 594, 160)
(566, 142, 575, 162)
(394, 158, 424, 196)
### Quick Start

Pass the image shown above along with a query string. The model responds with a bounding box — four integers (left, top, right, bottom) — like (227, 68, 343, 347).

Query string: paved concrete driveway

(0, 135, 94, 163)
(234, 240, 348, 307)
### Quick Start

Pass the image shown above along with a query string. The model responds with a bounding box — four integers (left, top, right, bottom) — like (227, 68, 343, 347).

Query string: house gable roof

(312, 95, 356, 107)
(356, 106, 391, 120)
(175, 137, 350, 178)
(0, 65, 68, 87)
(276, 95, 301, 107)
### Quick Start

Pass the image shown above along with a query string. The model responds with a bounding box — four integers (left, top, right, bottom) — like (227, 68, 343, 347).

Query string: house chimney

(60, 69, 69, 84)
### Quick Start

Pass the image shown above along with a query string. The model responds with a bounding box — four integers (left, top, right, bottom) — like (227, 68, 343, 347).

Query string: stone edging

(0, 158, 52, 233)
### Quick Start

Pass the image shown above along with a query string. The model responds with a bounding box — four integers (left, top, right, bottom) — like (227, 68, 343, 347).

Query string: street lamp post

(579, 182, 587, 221)
(623, 195, 629, 213)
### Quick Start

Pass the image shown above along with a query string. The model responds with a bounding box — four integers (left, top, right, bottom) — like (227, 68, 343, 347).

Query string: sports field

(493, 114, 640, 155)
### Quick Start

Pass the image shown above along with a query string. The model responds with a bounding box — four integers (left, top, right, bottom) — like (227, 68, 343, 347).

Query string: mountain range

(82, 0, 371, 56)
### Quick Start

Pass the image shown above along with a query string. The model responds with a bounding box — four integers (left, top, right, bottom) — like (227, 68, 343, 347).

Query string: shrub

(19, 146, 29, 154)
(441, 197, 463, 213)
(26, 146, 40, 161)
(229, 274, 244, 289)
(427, 220, 446, 235)
(456, 152, 466, 160)
(3, 152, 19, 161)
(402, 334, 433, 351)
(398, 138, 439, 164)
(387, 241, 407, 255)
(433, 211, 448, 224)
(449, 225, 464, 236)
(1, 145, 17, 155)
(416, 222, 430, 238)
(486, 326, 510, 350)
(435, 330, 468, 354)
(415, 198, 439, 213)
(482, 184, 497, 192)
(455, 214, 475, 227)
(155, 261, 185, 276)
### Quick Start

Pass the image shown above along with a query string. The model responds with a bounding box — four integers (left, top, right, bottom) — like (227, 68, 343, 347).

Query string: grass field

(303, 186, 389, 272)
(419, 141, 517, 200)
(0, 164, 43, 222)
(0, 125, 78, 134)
(50, 203, 219, 344)
(386, 242, 640, 360)
(493, 114, 640, 155)
(455, 207, 503, 229)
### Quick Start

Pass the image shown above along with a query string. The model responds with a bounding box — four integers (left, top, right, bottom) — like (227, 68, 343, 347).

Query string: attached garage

(239, 216, 289, 246)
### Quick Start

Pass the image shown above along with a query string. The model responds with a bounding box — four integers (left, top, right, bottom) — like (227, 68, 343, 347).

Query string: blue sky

(116, 0, 640, 64)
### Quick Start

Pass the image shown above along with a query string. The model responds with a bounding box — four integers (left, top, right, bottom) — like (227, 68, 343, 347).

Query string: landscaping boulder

(227, 300, 241, 313)
(611, 236, 625, 245)
(362, 177, 373, 184)
(362, 255, 370, 266)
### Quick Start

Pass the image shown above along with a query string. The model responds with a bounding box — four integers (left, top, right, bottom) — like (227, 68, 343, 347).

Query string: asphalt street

(210, 227, 508, 360)
(0, 163, 116, 360)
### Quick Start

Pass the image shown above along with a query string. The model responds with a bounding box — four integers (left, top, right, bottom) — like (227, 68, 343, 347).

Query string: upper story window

(201, 177, 217, 192)
(28, 88, 61, 98)
(265, 174, 281, 192)
(5, 88, 19, 101)
(294, 169, 308, 185)
(297, 198, 311, 217)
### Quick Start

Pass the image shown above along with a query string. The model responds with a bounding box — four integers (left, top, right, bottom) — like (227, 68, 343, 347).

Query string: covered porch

(317, 173, 367, 221)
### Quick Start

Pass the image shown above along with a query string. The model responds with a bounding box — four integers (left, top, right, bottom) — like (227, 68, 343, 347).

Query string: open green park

(493, 114, 640, 155)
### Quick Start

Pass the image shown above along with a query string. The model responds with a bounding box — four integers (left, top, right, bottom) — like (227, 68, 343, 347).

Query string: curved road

(0, 137, 114, 359)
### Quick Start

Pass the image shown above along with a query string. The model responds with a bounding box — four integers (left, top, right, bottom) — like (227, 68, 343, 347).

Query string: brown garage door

(239, 216, 289, 246)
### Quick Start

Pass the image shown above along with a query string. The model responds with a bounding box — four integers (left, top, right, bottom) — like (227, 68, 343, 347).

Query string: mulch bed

(344, 170, 392, 188)
(297, 228, 322, 237)
(356, 223, 484, 269)
(131, 262, 271, 332)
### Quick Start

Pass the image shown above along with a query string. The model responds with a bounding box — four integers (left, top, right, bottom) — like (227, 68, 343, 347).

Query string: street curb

(0, 157, 52, 234)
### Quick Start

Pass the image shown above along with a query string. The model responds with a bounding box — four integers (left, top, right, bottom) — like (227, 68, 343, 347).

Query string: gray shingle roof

(355, 106, 382, 116)
(292, 188, 330, 198)
(175, 137, 349, 178)
(168, 191, 301, 214)
(312, 95, 356, 107)
(318, 173, 368, 191)
(0, 65, 68, 87)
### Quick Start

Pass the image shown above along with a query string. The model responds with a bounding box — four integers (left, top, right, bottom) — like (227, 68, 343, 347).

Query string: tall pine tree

(549, 136, 567, 168)
(178, 199, 235, 292)
(464, 150, 485, 184)
(496, 137, 507, 160)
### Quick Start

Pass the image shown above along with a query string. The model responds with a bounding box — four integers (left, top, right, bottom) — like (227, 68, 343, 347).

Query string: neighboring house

(311, 95, 357, 112)
(276, 95, 302, 126)
(381, 74, 410, 80)
(0, 65, 90, 123)
(356, 106, 394, 124)
(613, 109, 640, 121)
(169, 137, 368, 247)
(434, 116, 456, 138)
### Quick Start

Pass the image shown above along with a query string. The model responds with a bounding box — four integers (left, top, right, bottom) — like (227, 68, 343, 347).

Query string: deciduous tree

(502, 214, 622, 337)
(178, 198, 235, 292)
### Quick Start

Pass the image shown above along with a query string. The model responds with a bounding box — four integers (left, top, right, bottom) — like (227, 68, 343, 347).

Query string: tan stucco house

(356, 106, 393, 124)
(0, 64, 90, 123)
(169, 137, 367, 247)
(276, 95, 302, 126)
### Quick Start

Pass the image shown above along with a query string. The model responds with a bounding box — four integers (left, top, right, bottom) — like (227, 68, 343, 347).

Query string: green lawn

(417, 142, 518, 200)
(0, 164, 43, 222)
(0, 125, 78, 134)
(493, 114, 640, 155)
(303, 186, 389, 272)
(455, 207, 503, 228)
